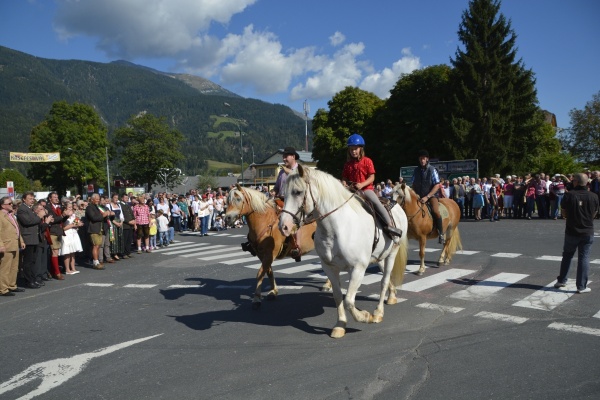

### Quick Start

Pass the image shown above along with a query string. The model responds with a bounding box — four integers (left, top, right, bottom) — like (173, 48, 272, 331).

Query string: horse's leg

(321, 279, 333, 292)
(417, 236, 427, 275)
(323, 267, 347, 339)
(373, 257, 396, 323)
(265, 264, 278, 300)
(344, 266, 373, 324)
(252, 264, 266, 309)
(376, 263, 397, 305)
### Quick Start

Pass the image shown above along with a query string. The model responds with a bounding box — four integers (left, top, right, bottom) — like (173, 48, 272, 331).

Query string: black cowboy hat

(418, 149, 429, 158)
(282, 146, 300, 160)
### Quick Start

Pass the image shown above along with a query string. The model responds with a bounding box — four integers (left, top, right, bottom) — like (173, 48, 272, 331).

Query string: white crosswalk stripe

(512, 279, 591, 311)
(450, 272, 528, 301)
(402, 269, 475, 292)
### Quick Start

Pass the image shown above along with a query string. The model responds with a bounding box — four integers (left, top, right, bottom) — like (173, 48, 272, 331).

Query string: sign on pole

(400, 159, 479, 180)
(7, 181, 14, 197)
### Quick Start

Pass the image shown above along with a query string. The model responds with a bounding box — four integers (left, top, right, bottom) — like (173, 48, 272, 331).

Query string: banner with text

(10, 152, 61, 162)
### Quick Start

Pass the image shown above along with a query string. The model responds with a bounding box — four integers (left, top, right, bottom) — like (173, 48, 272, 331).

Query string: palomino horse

(279, 165, 409, 339)
(393, 183, 462, 275)
(225, 185, 316, 309)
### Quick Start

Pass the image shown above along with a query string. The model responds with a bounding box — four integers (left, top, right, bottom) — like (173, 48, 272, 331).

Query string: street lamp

(223, 102, 244, 185)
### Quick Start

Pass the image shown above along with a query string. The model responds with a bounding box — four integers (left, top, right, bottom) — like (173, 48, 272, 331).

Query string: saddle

(353, 190, 400, 241)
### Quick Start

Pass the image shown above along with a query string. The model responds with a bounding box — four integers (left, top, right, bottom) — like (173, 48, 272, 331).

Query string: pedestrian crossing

(150, 240, 600, 335)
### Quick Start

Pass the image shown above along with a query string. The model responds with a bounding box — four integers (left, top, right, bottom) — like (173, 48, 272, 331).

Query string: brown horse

(393, 184, 462, 275)
(224, 185, 316, 309)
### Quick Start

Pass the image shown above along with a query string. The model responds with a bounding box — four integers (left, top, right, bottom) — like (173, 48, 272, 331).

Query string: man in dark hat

(273, 147, 300, 199)
(411, 149, 445, 244)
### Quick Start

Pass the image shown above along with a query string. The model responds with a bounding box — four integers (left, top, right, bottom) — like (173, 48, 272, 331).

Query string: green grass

(205, 160, 239, 170)
(208, 115, 244, 139)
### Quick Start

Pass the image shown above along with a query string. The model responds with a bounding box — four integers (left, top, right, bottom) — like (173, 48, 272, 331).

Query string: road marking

(474, 311, 528, 324)
(401, 269, 475, 292)
(512, 279, 589, 311)
(594, 310, 600, 319)
(199, 251, 249, 261)
(179, 246, 238, 257)
(491, 252, 521, 258)
(219, 256, 257, 265)
(367, 294, 407, 302)
(229, 234, 247, 238)
(167, 284, 205, 289)
(268, 285, 303, 290)
(548, 322, 600, 337)
(0, 334, 162, 400)
(123, 284, 157, 288)
(162, 243, 213, 255)
(416, 302, 464, 313)
(536, 255, 563, 261)
(450, 272, 528, 300)
(84, 283, 114, 287)
(455, 250, 480, 255)
(417, 248, 442, 253)
(244, 256, 320, 271)
(152, 242, 196, 252)
(591, 259, 600, 264)
(216, 285, 251, 289)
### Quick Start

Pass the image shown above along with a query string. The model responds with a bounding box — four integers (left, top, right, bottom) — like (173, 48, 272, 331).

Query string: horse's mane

(229, 187, 275, 213)
(393, 184, 414, 203)
(288, 168, 363, 213)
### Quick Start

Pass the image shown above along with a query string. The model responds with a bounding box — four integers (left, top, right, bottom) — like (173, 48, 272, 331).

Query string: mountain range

(0, 45, 310, 174)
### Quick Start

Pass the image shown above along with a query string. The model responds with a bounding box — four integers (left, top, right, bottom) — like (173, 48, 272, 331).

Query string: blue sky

(1, 0, 598, 129)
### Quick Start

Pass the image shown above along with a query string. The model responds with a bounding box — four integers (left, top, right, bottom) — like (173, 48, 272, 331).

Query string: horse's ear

(297, 164, 305, 178)
(235, 183, 242, 190)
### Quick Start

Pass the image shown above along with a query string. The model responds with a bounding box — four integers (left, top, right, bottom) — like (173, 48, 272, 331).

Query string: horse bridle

(280, 176, 355, 227)
(397, 187, 427, 221)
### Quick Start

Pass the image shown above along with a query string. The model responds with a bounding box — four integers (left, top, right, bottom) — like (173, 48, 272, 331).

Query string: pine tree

(450, 0, 542, 176)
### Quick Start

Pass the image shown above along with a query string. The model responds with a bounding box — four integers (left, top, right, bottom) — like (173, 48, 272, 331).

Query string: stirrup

(438, 234, 445, 244)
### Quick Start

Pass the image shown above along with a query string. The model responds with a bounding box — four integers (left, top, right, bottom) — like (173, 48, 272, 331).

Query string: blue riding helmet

(347, 133, 365, 147)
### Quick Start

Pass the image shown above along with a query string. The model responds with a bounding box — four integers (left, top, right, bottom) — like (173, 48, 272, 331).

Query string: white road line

(512, 279, 590, 311)
(199, 251, 249, 261)
(167, 284, 205, 289)
(229, 234, 247, 238)
(359, 273, 383, 286)
(162, 244, 213, 255)
(591, 259, 600, 264)
(450, 272, 528, 301)
(401, 269, 475, 292)
(548, 322, 600, 337)
(123, 284, 157, 288)
(267, 285, 304, 290)
(593, 310, 600, 319)
(455, 250, 480, 255)
(474, 311, 528, 324)
(367, 294, 407, 302)
(308, 271, 348, 280)
(219, 256, 258, 265)
(210, 233, 231, 236)
(491, 252, 521, 258)
(415, 248, 442, 253)
(216, 285, 251, 289)
(416, 303, 464, 313)
(536, 255, 563, 261)
(180, 247, 239, 258)
(152, 242, 197, 252)
(84, 283, 114, 287)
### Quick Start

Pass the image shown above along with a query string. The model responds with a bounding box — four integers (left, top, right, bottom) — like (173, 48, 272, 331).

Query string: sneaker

(554, 281, 566, 289)
(577, 287, 591, 294)
(146, 249, 152, 253)
(137, 249, 142, 254)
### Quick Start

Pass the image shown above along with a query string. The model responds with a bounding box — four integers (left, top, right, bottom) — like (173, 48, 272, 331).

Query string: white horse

(279, 165, 409, 339)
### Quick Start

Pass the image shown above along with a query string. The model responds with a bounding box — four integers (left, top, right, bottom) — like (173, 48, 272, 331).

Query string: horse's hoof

(320, 285, 332, 292)
(266, 292, 277, 301)
(416, 270, 424, 276)
(437, 262, 443, 267)
(386, 297, 398, 305)
(252, 301, 261, 310)
(372, 315, 383, 323)
(331, 327, 346, 338)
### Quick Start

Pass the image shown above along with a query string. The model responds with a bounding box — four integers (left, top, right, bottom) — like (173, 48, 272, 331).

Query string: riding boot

(436, 217, 445, 244)
(384, 225, 403, 237)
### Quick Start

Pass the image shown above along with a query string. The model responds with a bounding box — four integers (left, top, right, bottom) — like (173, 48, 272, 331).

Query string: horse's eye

(292, 189, 302, 197)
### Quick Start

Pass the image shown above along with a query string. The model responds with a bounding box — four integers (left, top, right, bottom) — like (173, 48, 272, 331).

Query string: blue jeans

(454, 197, 464, 218)
(525, 197, 535, 218)
(200, 215, 209, 235)
(551, 194, 563, 218)
(557, 234, 593, 290)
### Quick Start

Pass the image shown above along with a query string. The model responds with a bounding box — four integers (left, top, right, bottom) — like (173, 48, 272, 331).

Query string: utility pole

(224, 102, 244, 185)
(303, 99, 310, 152)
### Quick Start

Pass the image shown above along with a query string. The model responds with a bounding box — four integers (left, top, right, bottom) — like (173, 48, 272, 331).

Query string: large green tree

(450, 0, 544, 176)
(0, 168, 31, 194)
(28, 101, 108, 196)
(114, 113, 185, 191)
(312, 86, 384, 175)
(369, 65, 454, 179)
(560, 90, 600, 168)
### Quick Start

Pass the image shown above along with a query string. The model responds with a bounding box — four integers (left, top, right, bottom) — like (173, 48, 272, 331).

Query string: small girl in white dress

(60, 202, 84, 274)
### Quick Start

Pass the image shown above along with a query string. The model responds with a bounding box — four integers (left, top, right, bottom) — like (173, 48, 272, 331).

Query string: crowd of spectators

(0, 187, 241, 296)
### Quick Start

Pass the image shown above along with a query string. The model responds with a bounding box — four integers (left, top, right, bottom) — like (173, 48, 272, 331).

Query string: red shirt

(342, 156, 375, 191)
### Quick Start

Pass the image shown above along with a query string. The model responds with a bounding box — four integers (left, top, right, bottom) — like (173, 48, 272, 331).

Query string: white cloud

(52, 1, 421, 104)
(329, 31, 345, 46)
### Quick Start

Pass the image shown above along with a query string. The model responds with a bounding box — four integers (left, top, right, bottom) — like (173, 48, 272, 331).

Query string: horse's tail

(390, 234, 408, 289)
(447, 226, 463, 258)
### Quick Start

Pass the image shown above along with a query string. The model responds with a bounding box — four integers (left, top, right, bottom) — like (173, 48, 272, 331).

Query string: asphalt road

(1, 217, 599, 400)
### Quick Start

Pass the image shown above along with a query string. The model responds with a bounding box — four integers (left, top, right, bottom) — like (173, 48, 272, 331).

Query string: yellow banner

(10, 152, 61, 162)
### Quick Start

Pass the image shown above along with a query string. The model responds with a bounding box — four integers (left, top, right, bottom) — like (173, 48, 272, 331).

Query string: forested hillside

(0, 46, 309, 174)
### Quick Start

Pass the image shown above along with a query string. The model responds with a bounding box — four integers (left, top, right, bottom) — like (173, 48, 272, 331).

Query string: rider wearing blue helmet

(342, 133, 403, 237)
